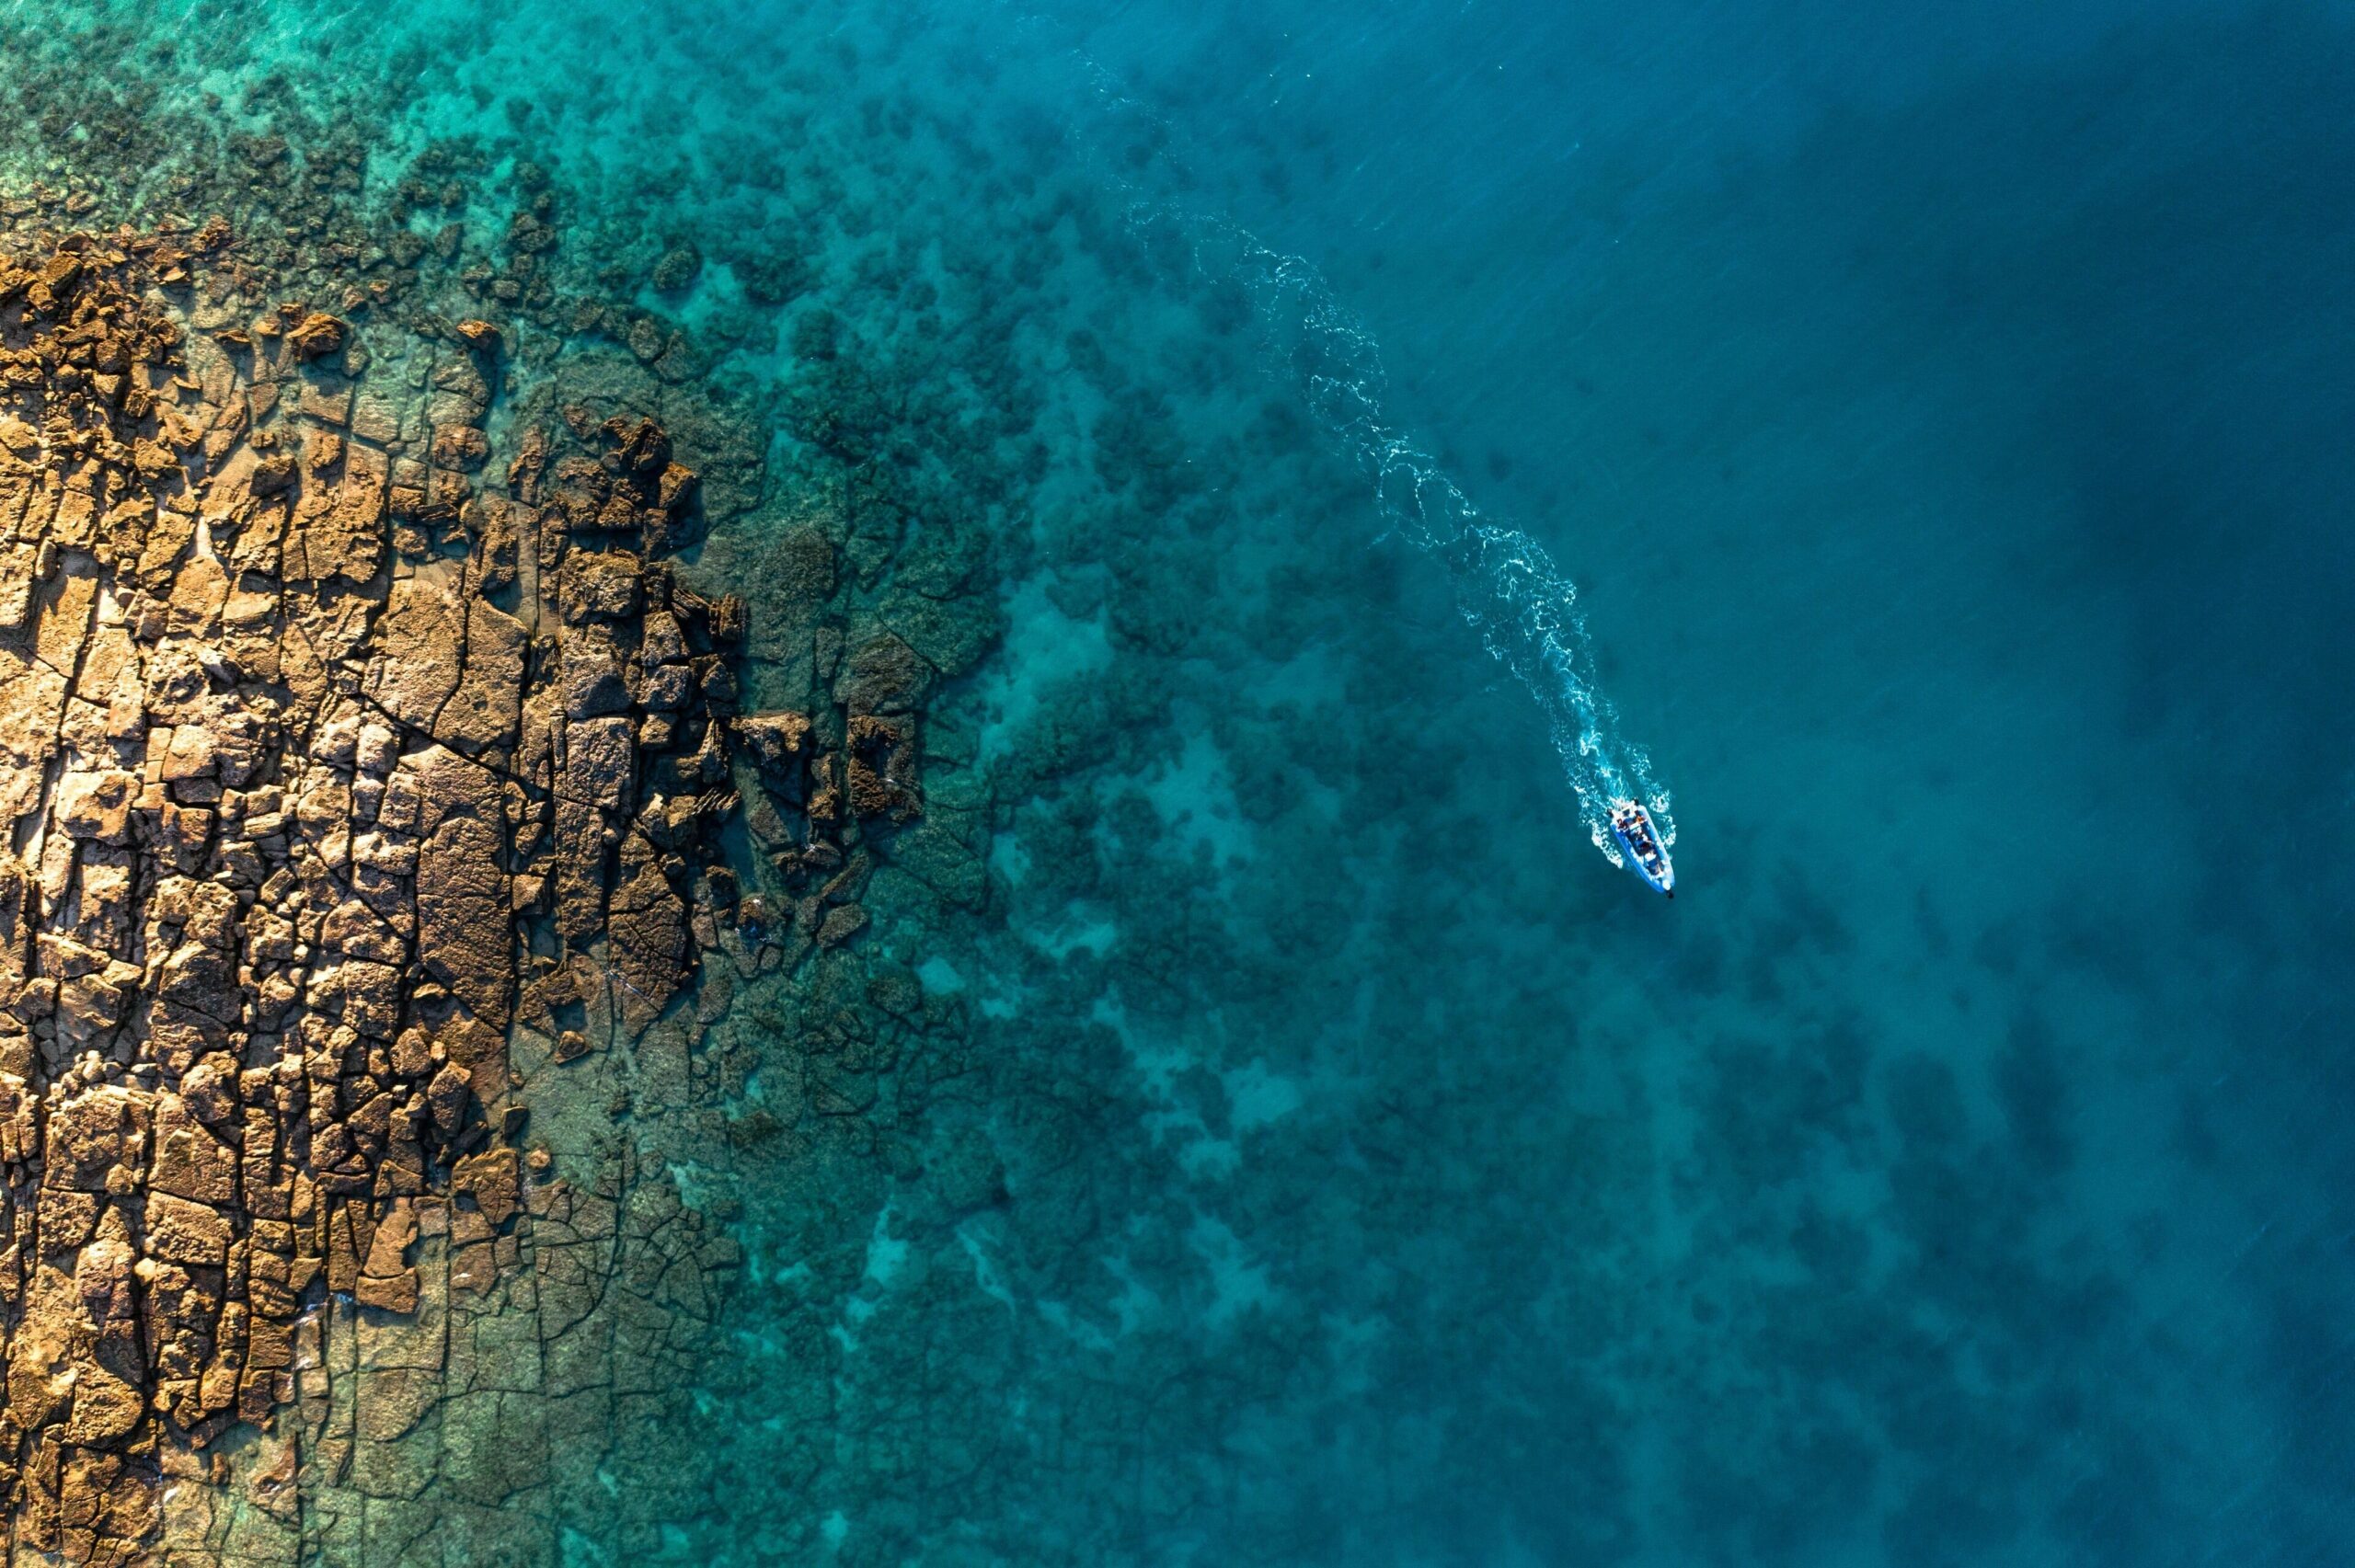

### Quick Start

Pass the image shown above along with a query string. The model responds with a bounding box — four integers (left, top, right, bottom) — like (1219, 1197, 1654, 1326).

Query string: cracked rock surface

(0, 232, 894, 1564)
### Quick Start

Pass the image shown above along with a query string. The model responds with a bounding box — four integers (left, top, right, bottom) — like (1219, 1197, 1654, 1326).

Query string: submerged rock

(650, 244, 703, 293)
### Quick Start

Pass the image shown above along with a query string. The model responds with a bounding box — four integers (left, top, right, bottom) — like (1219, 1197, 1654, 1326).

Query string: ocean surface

(8, 0, 2355, 1561)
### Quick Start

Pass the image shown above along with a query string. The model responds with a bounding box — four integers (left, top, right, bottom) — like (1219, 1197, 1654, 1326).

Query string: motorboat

(1609, 798, 1674, 897)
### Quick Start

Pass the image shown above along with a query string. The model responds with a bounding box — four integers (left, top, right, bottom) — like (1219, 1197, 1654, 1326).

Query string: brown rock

(148, 1096, 238, 1205)
(417, 809, 513, 1034)
(353, 1269, 419, 1313)
(608, 837, 689, 1018)
(453, 1147, 520, 1226)
(846, 714, 920, 821)
(42, 1088, 150, 1193)
(559, 623, 633, 718)
(63, 1368, 145, 1447)
(735, 711, 812, 779)
(52, 770, 139, 844)
(284, 312, 347, 361)
(432, 425, 491, 471)
(562, 548, 641, 623)
(424, 1061, 473, 1138)
(144, 1193, 231, 1265)
(35, 1188, 103, 1255)
(356, 1197, 419, 1306)
(563, 715, 635, 812)
(439, 1014, 509, 1105)
(440, 596, 527, 756)
(364, 575, 465, 732)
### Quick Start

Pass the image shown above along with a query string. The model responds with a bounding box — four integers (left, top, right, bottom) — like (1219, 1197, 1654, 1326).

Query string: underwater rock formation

(0, 231, 902, 1562)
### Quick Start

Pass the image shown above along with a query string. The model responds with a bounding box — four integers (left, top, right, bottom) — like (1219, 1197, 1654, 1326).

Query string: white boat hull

(1609, 802, 1675, 897)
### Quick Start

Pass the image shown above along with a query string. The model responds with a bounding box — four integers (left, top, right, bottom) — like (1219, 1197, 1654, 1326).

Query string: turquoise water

(9, 0, 2355, 1561)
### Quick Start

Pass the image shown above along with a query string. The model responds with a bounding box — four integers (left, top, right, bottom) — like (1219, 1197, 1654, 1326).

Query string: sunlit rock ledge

(0, 230, 925, 1563)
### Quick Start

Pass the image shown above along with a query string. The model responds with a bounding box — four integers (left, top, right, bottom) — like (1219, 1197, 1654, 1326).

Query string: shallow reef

(0, 211, 980, 1557)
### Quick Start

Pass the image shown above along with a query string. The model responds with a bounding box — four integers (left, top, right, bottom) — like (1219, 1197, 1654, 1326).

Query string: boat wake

(1160, 213, 1673, 864)
(1030, 20, 1673, 868)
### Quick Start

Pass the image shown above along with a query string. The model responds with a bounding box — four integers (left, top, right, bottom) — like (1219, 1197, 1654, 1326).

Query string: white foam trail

(1157, 212, 1673, 862)
(1014, 11, 1673, 864)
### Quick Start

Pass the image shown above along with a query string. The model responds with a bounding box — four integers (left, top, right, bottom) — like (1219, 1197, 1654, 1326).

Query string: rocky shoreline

(0, 16, 1421, 1566)
(0, 229, 936, 1564)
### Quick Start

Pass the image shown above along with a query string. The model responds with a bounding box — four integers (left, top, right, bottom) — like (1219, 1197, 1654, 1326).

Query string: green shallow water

(6, 0, 2355, 1563)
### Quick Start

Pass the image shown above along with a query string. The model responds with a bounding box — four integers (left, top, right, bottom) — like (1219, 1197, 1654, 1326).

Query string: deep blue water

(9, 0, 2355, 1559)
(1017, 4, 2355, 1549)
(854, 4, 2355, 1553)
(981, 6, 2355, 1555)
